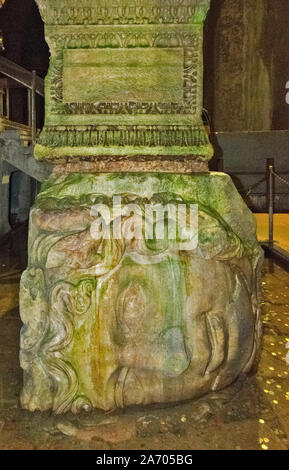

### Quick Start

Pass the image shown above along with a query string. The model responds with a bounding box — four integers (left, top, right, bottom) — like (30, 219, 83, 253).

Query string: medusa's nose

(204, 314, 225, 375)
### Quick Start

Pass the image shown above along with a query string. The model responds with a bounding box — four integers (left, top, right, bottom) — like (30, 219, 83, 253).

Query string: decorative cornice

(35, 0, 211, 26)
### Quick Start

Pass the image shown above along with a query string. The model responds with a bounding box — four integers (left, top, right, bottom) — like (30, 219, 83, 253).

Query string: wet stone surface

(0, 232, 289, 450)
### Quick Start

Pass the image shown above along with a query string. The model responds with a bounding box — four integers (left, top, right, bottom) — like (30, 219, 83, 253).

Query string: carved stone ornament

(34, 0, 213, 162)
(20, 173, 263, 413)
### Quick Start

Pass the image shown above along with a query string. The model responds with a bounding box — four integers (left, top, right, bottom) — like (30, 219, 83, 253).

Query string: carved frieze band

(38, 125, 210, 148)
(36, 1, 210, 25)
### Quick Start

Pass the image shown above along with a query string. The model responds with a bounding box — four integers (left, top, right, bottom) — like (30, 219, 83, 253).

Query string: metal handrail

(0, 56, 44, 96)
(0, 56, 45, 142)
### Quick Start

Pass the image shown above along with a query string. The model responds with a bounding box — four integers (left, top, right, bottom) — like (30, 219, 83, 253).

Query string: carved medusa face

(108, 254, 256, 407)
(22, 180, 261, 412)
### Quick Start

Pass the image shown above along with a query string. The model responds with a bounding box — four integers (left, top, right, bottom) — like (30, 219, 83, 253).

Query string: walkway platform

(255, 214, 289, 267)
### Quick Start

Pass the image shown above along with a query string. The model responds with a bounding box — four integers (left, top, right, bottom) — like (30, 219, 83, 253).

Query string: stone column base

(50, 156, 209, 175)
(20, 172, 263, 414)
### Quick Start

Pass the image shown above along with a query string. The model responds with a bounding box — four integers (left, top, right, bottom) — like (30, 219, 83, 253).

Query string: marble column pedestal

(20, 172, 263, 414)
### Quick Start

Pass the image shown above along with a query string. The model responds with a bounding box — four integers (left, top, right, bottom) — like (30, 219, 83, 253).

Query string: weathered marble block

(20, 173, 263, 413)
(19, 0, 263, 414)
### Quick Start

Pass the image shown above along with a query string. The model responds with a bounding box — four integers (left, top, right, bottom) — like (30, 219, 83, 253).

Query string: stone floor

(0, 227, 289, 450)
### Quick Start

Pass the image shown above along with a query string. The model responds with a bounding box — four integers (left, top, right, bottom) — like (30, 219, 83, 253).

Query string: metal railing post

(31, 70, 36, 143)
(5, 87, 9, 119)
(267, 158, 275, 247)
(0, 87, 4, 117)
(27, 89, 32, 127)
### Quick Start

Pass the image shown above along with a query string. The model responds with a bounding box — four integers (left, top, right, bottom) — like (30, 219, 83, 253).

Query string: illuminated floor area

(256, 214, 289, 252)
(0, 232, 289, 450)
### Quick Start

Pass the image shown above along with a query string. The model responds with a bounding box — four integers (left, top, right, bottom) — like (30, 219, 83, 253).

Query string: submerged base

(20, 172, 263, 413)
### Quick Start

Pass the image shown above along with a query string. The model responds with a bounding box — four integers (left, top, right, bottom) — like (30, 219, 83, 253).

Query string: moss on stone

(34, 144, 214, 160)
